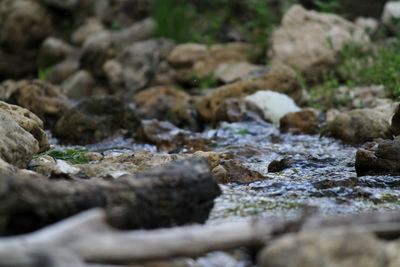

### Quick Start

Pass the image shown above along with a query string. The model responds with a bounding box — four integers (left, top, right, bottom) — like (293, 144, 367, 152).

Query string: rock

(168, 42, 258, 84)
(246, 91, 300, 125)
(61, 70, 95, 99)
(134, 86, 199, 131)
(118, 39, 175, 94)
(269, 5, 370, 79)
(355, 137, 400, 176)
(268, 158, 293, 173)
(137, 120, 211, 152)
(214, 98, 264, 124)
(0, 104, 47, 168)
(0, 158, 17, 176)
(214, 62, 266, 84)
(258, 231, 389, 267)
(217, 159, 265, 183)
(334, 85, 386, 109)
(0, 80, 69, 122)
(80, 18, 155, 76)
(0, 48, 38, 80)
(103, 59, 124, 91)
(382, 1, 400, 30)
(0, 101, 49, 152)
(46, 60, 80, 84)
(71, 18, 105, 46)
(196, 64, 302, 123)
(355, 17, 379, 34)
(38, 37, 77, 68)
(54, 96, 141, 144)
(0, 0, 52, 51)
(327, 109, 391, 144)
(41, 0, 78, 10)
(280, 108, 320, 134)
(390, 104, 400, 136)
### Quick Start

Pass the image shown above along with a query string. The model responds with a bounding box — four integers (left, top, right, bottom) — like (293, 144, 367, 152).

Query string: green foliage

(38, 67, 50, 81)
(313, 0, 342, 14)
(37, 148, 90, 164)
(151, 0, 196, 43)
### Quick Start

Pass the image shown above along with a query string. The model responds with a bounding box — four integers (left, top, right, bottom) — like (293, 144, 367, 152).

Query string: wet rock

(54, 96, 141, 144)
(214, 62, 265, 84)
(0, 0, 52, 51)
(196, 64, 302, 123)
(217, 160, 265, 184)
(355, 137, 400, 176)
(0, 80, 69, 122)
(168, 42, 258, 84)
(38, 37, 77, 68)
(246, 90, 300, 125)
(269, 5, 370, 79)
(280, 108, 320, 135)
(80, 18, 155, 76)
(134, 86, 199, 131)
(118, 39, 175, 94)
(268, 158, 293, 173)
(71, 18, 105, 46)
(0, 103, 48, 168)
(61, 70, 95, 99)
(214, 98, 265, 124)
(327, 109, 391, 144)
(258, 231, 389, 267)
(382, 1, 400, 30)
(137, 119, 210, 152)
(0, 101, 49, 152)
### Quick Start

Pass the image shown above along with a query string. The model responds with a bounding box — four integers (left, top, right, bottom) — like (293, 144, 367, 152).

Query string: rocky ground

(1, 0, 400, 266)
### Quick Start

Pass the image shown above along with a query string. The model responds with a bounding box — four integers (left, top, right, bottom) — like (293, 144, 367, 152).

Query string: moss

(36, 148, 90, 164)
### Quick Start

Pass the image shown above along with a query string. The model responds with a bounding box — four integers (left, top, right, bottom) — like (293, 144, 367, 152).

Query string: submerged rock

(280, 108, 320, 135)
(54, 96, 141, 144)
(327, 109, 391, 144)
(0, 102, 49, 168)
(269, 5, 370, 79)
(356, 137, 400, 176)
(258, 230, 389, 267)
(246, 90, 300, 125)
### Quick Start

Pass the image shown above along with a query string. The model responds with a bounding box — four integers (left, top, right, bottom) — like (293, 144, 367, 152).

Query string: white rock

(245, 90, 300, 125)
(382, 1, 400, 28)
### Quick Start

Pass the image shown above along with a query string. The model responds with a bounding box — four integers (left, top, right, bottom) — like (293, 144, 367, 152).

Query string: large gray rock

(0, 101, 49, 168)
(258, 231, 389, 267)
(269, 5, 370, 79)
(382, 1, 400, 30)
(327, 109, 391, 144)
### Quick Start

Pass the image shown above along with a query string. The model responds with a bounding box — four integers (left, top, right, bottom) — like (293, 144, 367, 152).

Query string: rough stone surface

(258, 231, 389, 267)
(196, 64, 302, 123)
(0, 102, 49, 168)
(61, 70, 96, 99)
(269, 5, 370, 78)
(0, 80, 69, 122)
(327, 109, 391, 144)
(54, 96, 141, 144)
(280, 108, 320, 134)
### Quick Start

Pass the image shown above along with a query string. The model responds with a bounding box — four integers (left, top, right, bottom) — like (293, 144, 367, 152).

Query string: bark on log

(0, 157, 221, 235)
(0, 209, 400, 266)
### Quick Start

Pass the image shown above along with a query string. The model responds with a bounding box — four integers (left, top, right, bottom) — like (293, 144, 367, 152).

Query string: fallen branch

(0, 209, 400, 266)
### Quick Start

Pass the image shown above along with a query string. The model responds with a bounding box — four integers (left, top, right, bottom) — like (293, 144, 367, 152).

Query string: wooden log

(0, 157, 221, 235)
(0, 209, 400, 266)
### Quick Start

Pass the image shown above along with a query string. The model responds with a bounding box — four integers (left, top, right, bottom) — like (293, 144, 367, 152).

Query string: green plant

(38, 67, 50, 81)
(151, 0, 196, 43)
(37, 148, 90, 164)
(313, 0, 342, 14)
